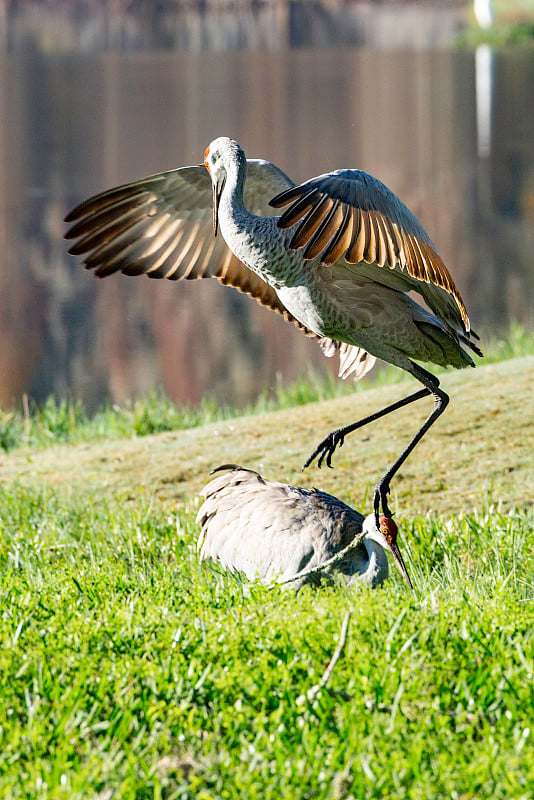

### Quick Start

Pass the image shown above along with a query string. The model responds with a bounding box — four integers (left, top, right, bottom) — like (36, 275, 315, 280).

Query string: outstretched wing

(65, 161, 290, 293)
(65, 160, 374, 381)
(270, 170, 471, 334)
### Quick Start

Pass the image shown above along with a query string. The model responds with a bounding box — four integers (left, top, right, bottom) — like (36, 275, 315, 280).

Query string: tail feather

(415, 320, 481, 368)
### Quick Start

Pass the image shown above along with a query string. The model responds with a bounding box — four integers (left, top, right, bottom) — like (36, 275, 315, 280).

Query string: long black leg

(303, 363, 450, 526)
(303, 387, 431, 470)
(374, 384, 449, 524)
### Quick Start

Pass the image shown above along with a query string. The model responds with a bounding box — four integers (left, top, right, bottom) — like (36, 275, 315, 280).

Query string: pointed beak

(203, 151, 222, 238)
(388, 539, 413, 590)
(211, 179, 222, 238)
(379, 516, 413, 589)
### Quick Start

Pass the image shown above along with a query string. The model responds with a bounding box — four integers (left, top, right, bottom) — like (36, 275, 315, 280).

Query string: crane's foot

(373, 480, 393, 530)
(302, 429, 346, 470)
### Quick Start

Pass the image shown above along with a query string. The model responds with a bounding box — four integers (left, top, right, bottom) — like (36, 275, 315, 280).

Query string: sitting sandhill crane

(196, 465, 413, 590)
(65, 136, 482, 523)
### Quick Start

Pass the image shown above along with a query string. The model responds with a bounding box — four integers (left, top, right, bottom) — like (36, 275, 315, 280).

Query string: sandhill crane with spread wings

(197, 465, 413, 590)
(65, 136, 482, 522)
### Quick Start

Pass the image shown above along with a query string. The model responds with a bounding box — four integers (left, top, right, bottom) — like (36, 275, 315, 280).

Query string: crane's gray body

(213, 140, 475, 377)
(197, 466, 390, 590)
(65, 136, 479, 383)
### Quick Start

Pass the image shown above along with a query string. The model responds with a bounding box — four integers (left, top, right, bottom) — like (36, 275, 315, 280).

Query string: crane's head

(204, 137, 246, 237)
(364, 515, 413, 589)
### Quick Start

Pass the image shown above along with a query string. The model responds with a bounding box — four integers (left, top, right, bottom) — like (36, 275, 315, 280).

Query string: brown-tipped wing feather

(65, 164, 305, 318)
(270, 170, 471, 333)
(65, 161, 375, 381)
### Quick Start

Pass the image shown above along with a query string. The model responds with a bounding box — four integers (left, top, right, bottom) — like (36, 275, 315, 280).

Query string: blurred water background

(1, 0, 533, 412)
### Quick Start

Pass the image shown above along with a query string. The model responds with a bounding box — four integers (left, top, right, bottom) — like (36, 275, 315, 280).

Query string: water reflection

(1, 5, 533, 411)
(4, 1, 465, 53)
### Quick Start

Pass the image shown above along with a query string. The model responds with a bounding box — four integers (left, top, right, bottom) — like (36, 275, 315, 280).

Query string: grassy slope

(2, 356, 533, 516)
(0, 357, 533, 798)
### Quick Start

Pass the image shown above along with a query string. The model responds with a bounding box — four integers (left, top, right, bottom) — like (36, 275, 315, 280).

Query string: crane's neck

(217, 162, 298, 290)
(359, 538, 389, 587)
(215, 157, 336, 339)
(219, 157, 245, 205)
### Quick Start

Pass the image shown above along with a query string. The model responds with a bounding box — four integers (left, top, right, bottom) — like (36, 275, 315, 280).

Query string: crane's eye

(379, 516, 398, 545)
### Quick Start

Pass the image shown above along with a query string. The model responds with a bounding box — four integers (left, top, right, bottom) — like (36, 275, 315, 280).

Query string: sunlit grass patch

(405, 505, 534, 598)
(0, 479, 533, 797)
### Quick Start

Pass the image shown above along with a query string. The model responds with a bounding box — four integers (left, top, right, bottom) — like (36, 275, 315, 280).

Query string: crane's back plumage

(196, 465, 393, 589)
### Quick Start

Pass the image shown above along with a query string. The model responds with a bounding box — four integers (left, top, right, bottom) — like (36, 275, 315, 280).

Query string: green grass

(1, 329, 533, 797)
(0, 393, 235, 454)
(2, 321, 533, 454)
(0, 486, 533, 798)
